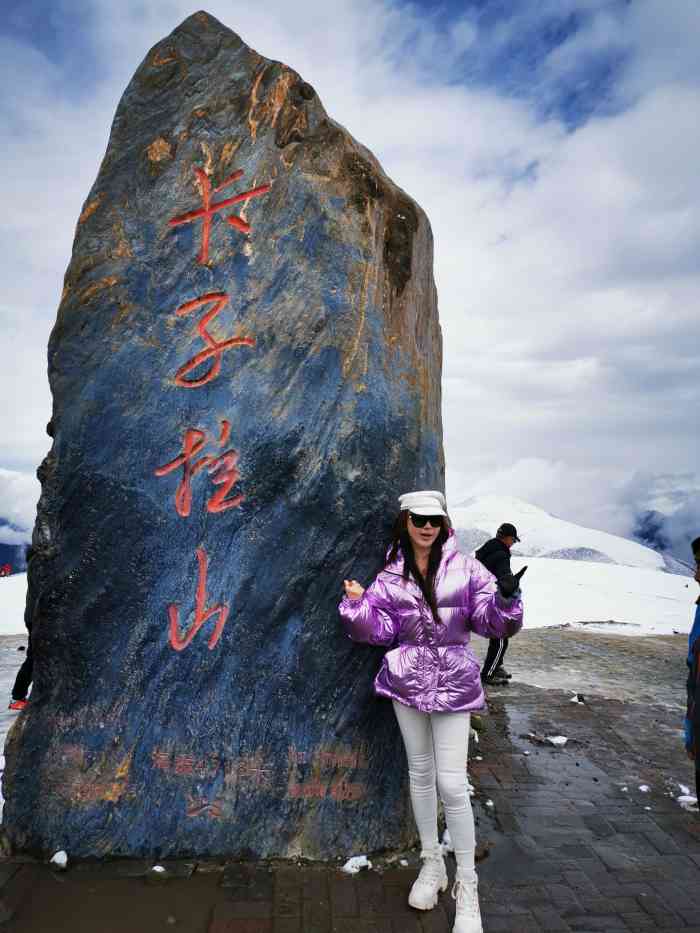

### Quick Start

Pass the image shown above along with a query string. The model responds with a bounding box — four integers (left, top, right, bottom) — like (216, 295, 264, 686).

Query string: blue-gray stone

(2, 10, 443, 859)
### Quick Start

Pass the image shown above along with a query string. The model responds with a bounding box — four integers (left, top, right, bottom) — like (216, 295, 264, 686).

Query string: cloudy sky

(1, 0, 699, 555)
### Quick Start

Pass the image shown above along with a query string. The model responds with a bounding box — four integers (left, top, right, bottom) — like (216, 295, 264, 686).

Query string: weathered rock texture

(3, 11, 443, 858)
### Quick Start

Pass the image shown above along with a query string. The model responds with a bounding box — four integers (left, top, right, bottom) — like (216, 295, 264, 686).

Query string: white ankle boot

(408, 847, 448, 910)
(452, 870, 482, 933)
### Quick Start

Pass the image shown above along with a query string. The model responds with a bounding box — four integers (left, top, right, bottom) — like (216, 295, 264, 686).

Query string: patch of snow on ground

(50, 851, 68, 869)
(511, 558, 692, 636)
(0, 574, 27, 635)
(341, 856, 372, 874)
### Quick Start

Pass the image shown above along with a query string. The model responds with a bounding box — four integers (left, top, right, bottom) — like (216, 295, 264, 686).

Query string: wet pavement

(478, 625, 690, 711)
(0, 629, 699, 932)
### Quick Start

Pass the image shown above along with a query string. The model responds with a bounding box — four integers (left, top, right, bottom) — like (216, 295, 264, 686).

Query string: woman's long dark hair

(386, 510, 450, 621)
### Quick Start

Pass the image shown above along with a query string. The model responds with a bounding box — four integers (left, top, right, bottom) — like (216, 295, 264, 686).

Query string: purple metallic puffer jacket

(339, 534, 523, 713)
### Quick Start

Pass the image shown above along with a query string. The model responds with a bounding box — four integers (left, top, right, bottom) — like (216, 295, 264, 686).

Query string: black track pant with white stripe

(12, 633, 33, 701)
(482, 637, 509, 679)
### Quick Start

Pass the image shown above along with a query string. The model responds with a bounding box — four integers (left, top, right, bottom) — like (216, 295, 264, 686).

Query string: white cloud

(618, 0, 700, 99)
(447, 458, 700, 561)
(0, 468, 39, 537)
(1, 0, 698, 543)
(619, 471, 700, 560)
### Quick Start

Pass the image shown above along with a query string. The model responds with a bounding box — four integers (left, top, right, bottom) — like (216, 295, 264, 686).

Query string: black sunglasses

(409, 513, 443, 528)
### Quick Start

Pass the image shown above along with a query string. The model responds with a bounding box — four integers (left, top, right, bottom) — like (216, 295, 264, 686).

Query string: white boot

(408, 847, 448, 910)
(452, 870, 482, 933)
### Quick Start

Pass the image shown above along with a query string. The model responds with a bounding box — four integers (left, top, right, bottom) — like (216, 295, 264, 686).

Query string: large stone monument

(3, 11, 444, 858)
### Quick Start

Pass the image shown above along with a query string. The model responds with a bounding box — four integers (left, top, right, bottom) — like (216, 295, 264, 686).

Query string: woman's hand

(343, 579, 365, 601)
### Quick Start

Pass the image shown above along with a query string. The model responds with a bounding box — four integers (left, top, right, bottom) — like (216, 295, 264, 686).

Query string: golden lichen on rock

(78, 195, 103, 225)
(79, 276, 119, 305)
(146, 137, 173, 162)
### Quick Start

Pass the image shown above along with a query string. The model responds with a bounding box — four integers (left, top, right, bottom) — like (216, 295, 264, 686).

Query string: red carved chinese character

(152, 750, 171, 772)
(174, 292, 255, 388)
(154, 428, 210, 517)
(174, 755, 196, 776)
(287, 780, 327, 799)
(155, 419, 243, 517)
(206, 450, 243, 513)
(169, 167, 271, 265)
(329, 777, 366, 802)
(193, 756, 218, 778)
(287, 746, 308, 767)
(237, 751, 274, 789)
(168, 548, 230, 652)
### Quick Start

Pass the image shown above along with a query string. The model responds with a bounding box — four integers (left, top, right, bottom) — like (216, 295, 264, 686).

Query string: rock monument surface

(3, 11, 444, 858)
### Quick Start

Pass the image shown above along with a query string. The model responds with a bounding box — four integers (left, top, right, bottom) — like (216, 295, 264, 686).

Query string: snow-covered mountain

(450, 495, 695, 636)
(452, 495, 689, 573)
(628, 474, 700, 565)
(633, 509, 694, 573)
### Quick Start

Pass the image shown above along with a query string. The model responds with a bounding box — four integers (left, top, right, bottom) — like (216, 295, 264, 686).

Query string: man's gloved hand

(497, 566, 527, 599)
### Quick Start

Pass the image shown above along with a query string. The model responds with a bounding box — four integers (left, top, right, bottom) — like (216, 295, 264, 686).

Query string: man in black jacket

(475, 523, 524, 686)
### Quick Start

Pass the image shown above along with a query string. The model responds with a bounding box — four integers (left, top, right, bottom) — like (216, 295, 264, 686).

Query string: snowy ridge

(540, 547, 614, 563)
(661, 553, 695, 577)
(451, 495, 666, 570)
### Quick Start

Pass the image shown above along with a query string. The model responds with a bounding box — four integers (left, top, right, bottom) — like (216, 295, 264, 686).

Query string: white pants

(393, 700, 476, 873)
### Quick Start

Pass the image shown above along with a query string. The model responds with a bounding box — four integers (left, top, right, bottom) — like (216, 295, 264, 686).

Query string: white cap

(398, 490, 447, 516)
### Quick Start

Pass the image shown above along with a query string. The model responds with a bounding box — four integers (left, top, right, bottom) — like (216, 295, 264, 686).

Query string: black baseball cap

(497, 523, 521, 542)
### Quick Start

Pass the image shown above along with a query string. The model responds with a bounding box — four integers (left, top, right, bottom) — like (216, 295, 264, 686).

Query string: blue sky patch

(392, 0, 630, 128)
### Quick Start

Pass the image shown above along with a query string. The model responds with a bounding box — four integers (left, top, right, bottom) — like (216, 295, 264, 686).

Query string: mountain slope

(450, 495, 694, 636)
(452, 495, 666, 569)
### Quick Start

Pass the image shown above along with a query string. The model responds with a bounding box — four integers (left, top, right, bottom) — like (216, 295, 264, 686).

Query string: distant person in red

(475, 524, 526, 686)
(0, 564, 11, 577)
(9, 546, 33, 712)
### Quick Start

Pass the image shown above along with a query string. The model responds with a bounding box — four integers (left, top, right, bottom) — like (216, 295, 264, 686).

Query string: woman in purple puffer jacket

(339, 490, 523, 933)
